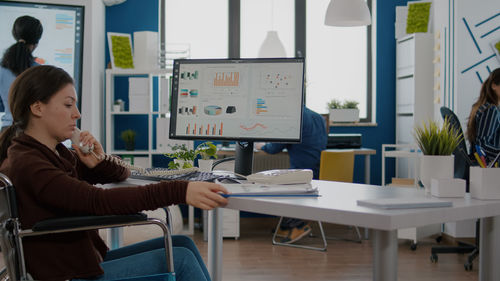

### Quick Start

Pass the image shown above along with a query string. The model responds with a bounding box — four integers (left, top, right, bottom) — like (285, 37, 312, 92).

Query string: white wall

(433, 0, 500, 128)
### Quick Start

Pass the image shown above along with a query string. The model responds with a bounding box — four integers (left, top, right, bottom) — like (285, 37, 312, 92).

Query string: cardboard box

(431, 178, 466, 198)
(470, 167, 500, 200)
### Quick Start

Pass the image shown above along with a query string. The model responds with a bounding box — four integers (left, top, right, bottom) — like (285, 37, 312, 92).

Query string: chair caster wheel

(464, 263, 473, 271)
(430, 254, 438, 263)
(410, 242, 417, 251)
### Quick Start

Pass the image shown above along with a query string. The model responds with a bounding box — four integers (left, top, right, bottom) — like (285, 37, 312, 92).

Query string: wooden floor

(1, 218, 479, 281)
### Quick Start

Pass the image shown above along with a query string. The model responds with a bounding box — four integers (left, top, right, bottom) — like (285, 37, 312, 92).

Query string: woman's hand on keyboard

(186, 182, 229, 210)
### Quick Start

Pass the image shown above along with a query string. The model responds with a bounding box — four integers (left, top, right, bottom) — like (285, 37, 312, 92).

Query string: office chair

(0, 173, 176, 281)
(271, 150, 361, 251)
(430, 106, 478, 271)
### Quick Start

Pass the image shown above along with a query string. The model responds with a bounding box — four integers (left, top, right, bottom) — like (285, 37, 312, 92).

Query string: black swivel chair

(430, 106, 478, 271)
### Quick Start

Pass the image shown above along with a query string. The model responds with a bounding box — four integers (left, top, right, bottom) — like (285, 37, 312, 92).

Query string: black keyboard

(130, 170, 231, 182)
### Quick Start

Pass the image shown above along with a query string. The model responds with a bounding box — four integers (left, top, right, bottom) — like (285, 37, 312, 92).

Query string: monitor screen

(170, 58, 305, 143)
(0, 1, 84, 105)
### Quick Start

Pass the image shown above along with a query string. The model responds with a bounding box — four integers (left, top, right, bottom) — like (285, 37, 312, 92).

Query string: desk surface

(224, 180, 500, 231)
(217, 147, 376, 156)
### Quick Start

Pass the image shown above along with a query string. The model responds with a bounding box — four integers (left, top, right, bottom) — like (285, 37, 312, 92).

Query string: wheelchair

(0, 172, 176, 281)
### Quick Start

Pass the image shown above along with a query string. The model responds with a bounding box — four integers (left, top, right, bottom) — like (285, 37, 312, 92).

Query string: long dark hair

(0, 66, 73, 163)
(1, 15, 43, 75)
(466, 68, 500, 145)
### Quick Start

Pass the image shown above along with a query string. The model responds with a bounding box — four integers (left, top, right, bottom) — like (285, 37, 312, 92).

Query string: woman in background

(0, 65, 226, 281)
(0, 15, 43, 131)
(466, 68, 500, 163)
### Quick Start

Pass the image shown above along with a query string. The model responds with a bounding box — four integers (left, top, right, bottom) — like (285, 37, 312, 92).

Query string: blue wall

(106, 0, 410, 185)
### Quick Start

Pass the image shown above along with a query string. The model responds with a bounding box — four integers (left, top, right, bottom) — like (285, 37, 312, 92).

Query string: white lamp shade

(258, 31, 287, 58)
(324, 0, 371, 27)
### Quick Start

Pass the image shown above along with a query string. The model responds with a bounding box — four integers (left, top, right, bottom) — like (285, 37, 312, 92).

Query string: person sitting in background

(0, 65, 227, 281)
(255, 106, 327, 244)
(466, 68, 500, 164)
(1, 15, 43, 131)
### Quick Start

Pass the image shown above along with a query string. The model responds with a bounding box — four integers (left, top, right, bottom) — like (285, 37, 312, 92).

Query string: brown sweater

(0, 133, 188, 281)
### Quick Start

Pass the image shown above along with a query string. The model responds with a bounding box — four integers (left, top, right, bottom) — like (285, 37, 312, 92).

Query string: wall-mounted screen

(0, 0, 84, 103)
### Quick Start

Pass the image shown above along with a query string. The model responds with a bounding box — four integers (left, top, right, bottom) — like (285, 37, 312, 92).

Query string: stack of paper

(357, 197, 452, 209)
(218, 182, 319, 197)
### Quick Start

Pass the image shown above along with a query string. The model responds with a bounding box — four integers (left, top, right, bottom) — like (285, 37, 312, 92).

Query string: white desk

(208, 180, 500, 281)
(218, 147, 376, 184)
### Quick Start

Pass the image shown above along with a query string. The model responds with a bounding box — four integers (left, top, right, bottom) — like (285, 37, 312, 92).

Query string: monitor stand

(235, 141, 254, 176)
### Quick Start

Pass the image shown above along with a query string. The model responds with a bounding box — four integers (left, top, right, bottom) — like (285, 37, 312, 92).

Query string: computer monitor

(0, 0, 84, 109)
(170, 58, 305, 175)
(170, 58, 305, 142)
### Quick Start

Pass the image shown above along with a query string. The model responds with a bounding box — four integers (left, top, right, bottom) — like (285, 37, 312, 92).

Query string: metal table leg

(372, 229, 398, 281)
(108, 228, 123, 250)
(208, 208, 223, 281)
(479, 216, 500, 281)
(364, 154, 371, 239)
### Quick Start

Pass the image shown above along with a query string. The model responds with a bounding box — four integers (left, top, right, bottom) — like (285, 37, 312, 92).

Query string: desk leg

(364, 154, 371, 185)
(208, 208, 223, 281)
(364, 155, 371, 239)
(372, 229, 397, 281)
(479, 216, 500, 281)
(108, 228, 122, 250)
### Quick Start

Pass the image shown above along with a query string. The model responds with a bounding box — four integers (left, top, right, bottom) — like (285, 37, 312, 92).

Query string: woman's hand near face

(72, 130, 105, 168)
(186, 182, 229, 210)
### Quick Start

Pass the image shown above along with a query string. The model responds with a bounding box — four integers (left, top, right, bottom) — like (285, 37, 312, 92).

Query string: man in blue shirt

(256, 106, 327, 243)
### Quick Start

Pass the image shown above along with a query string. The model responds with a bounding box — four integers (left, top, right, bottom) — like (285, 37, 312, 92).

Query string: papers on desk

(357, 197, 452, 209)
(217, 181, 319, 197)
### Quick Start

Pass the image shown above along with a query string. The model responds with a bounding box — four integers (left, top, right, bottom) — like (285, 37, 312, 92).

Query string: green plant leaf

(413, 118, 462, 155)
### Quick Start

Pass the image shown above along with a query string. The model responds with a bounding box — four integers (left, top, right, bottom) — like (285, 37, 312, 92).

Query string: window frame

(228, 0, 373, 123)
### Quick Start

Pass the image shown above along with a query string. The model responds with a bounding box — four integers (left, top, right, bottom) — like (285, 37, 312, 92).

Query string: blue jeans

(73, 235, 210, 281)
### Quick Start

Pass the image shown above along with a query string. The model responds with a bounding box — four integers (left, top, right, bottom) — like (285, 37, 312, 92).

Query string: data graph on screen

(170, 58, 304, 142)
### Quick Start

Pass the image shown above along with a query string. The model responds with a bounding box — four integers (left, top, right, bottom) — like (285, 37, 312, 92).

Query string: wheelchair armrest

(32, 213, 147, 232)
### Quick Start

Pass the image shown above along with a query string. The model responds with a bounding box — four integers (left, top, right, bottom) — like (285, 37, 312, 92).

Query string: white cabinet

(394, 34, 441, 247)
(105, 68, 173, 167)
(395, 33, 433, 180)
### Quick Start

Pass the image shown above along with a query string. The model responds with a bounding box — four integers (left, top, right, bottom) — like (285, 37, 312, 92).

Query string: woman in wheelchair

(467, 68, 500, 163)
(0, 65, 227, 280)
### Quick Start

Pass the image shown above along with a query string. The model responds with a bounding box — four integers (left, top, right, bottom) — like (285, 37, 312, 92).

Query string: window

(240, 0, 294, 58)
(166, 0, 228, 58)
(306, 0, 369, 119)
(163, 0, 372, 122)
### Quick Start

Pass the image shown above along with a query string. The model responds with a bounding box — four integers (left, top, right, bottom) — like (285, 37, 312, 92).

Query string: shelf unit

(105, 68, 173, 166)
(394, 33, 433, 181)
(391, 34, 441, 248)
(105, 68, 195, 236)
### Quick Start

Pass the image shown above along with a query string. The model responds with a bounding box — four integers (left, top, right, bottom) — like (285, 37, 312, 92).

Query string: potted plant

(195, 142, 218, 172)
(413, 117, 462, 194)
(120, 129, 137, 151)
(165, 142, 217, 171)
(327, 99, 360, 123)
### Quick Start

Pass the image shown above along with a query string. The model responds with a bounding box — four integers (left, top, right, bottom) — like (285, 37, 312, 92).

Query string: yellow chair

(272, 150, 361, 251)
(319, 150, 362, 243)
(319, 150, 355, 182)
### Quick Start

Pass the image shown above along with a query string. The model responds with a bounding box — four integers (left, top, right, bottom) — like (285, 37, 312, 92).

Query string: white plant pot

(329, 108, 360, 123)
(419, 155, 454, 194)
(174, 159, 193, 169)
(197, 159, 214, 172)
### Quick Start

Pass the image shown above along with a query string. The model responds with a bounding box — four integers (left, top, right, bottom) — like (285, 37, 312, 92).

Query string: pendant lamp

(258, 31, 286, 58)
(324, 0, 371, 27)
(258, 0, 287, 58)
